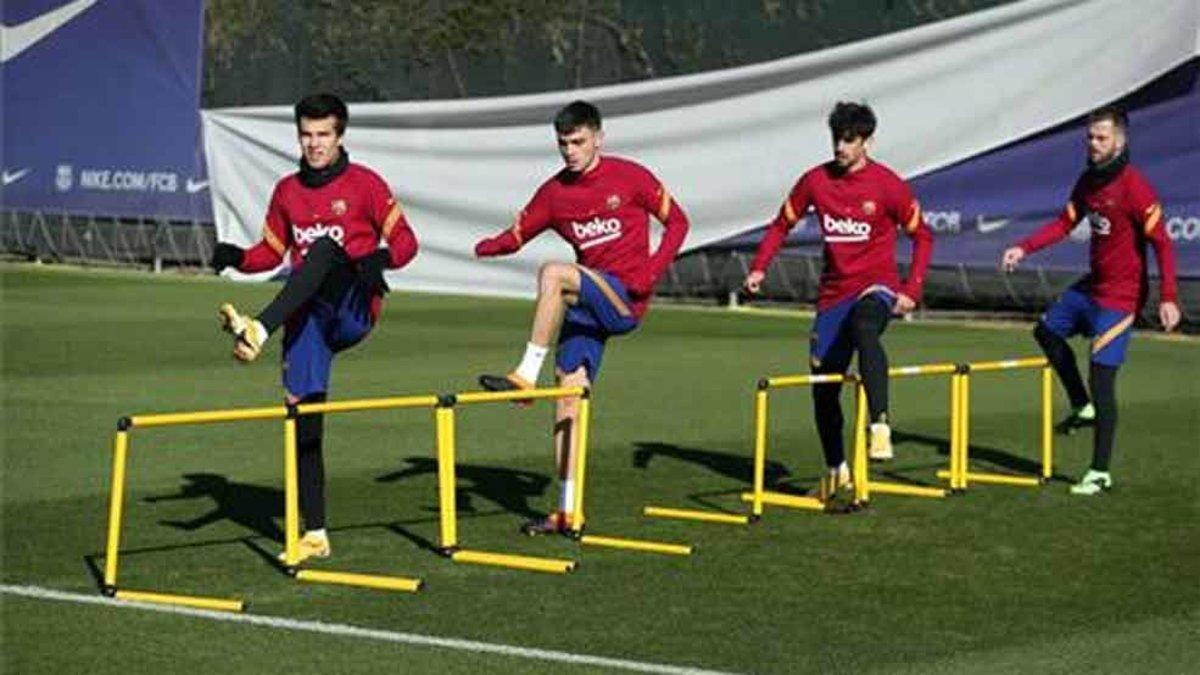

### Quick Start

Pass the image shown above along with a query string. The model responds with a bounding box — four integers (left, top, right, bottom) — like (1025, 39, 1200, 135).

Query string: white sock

(830, 461, 849, 476)
(515, 342, 548, 384)
(559, 479, 574, 513)
(307, 528, 327, 540)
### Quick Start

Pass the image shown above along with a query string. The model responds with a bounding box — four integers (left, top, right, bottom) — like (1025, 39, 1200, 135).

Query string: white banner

(203, 0, 1200, 297)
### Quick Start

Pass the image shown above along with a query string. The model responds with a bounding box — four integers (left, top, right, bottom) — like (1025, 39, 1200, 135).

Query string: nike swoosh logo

(186, 179, 209, 194)
(1, 0, 99, 64)
(976, 215, 1010, 234)
(2, 168, 31, 185)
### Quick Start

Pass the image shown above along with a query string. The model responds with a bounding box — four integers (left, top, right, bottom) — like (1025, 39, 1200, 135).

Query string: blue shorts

(810, 287, 896, 369)
(282, 283, 374, 398)
(556, 268, 640, 381)
(1041, 287, 1134, 367)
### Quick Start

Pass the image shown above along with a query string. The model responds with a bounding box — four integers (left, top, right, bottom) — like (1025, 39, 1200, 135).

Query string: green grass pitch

(2, 263, 1197, 673)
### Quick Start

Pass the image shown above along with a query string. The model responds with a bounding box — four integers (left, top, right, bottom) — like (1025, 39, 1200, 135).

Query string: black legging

(811, 297, 891, 467)
(1089, 363, 1118, 471)
(295, 392, 328, 530)
(1034, 322, 1090, 409)
(257, 237, 357, 334)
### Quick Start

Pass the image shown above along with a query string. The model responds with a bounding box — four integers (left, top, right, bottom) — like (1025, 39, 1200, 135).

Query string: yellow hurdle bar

(750, 388, 768, 516)
(967, 357, 1048, 373)
(435, 406, 458, 550)
(643, 506, 750, 525)
(853, 384, 869, 503)
(1042, 366, 1053, 479)
(579, 535, 693, 556)
(569, 394, 592, 532)
(128, 406, 287, 428)
(938, 470, 1040, 487)
(451, 549, 577, 574)
(765, 372, 855, 388)
(295, 569, 423, 593)
(868, 482, 948, 498)
(114, 589, 245, 612)
(283, 417, 300, 567)
(739, 491, 824, 511)
(455, 386, 585, 406)
(889, 362, 958, 378)
(103, 430, 130, 588)
(296, 395, 438, 415)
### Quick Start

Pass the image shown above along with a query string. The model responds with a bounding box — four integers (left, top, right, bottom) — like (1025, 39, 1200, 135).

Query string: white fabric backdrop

(203, 0, 1200, 297)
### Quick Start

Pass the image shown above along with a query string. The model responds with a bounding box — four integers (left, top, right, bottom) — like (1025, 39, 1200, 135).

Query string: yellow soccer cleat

(277, 532, 331, 565)
(218, 303, 268, 362)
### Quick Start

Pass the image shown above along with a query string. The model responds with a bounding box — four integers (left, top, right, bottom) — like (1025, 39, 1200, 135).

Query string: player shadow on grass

(632, 441, 791, 485)
(889, 429, 1070, 482)
(375, 457, 551, 520)
(144, 473, 285, 542)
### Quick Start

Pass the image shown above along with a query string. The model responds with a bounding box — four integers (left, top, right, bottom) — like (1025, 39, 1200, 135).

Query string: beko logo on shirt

(573, 216, 623, 250)
(822, 214, 871, 242)
(293, 223, 345, 246)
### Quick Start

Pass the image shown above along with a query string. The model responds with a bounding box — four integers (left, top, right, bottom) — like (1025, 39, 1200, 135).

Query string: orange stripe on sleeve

(262, 224, 286, 256)
(783, 197, 798, 224)
(905, 200, 922, 232)
(657, 188, 672, 222)
(381, 201, 404, 238)
(509, 212, 525, 246)
(1143, 203, 1162, 234)
(1066, 202, 1077, 222)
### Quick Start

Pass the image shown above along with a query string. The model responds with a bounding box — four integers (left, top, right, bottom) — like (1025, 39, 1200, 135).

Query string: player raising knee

(1001, 105, 1179, 496)
(743, 101, 933, 509)
(474, 100, 690, 535)
(210, 94, 419, 560)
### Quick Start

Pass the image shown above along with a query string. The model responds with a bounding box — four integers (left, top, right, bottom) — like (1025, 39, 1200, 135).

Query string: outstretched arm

(475, 185, 553, 258)
(1002, 201, 1080, 272)
(745, 179, 809, 294)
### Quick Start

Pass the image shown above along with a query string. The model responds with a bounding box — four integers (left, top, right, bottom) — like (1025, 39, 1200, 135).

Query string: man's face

(833, 133, 870, 171)
(557, 125, 602, 173)
(299, 116, 342, 169)
(1086, 119, 1124, 165)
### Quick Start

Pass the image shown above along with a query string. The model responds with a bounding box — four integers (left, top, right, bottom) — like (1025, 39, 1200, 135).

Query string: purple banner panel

(1, 0, 210, 220)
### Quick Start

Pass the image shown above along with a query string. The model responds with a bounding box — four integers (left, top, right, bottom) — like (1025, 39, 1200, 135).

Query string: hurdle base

(295, 569, 423, 593)
(642, 506, 751, 525)
(936, 470, 1042, 488)
(113, 588, 245, 612)
(450, 549, 577, 574)
(739, 491, 824, 511)
(578, 534, 693, 556)
(865, 481, 947, 498)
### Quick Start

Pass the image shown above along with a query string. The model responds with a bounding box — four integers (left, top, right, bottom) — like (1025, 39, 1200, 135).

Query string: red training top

(238, 162, 419, 320)
(751, 160, 934, 310)
(1016, 163, 1177, 313)
(480, 155, 690, 318)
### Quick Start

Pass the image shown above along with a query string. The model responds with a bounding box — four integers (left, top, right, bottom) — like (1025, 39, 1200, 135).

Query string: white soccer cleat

(1069, 469, 1112, 496)
(868, 422, 893, 461)
(277, 531, 331, 564)
(219, 303, 268, 362)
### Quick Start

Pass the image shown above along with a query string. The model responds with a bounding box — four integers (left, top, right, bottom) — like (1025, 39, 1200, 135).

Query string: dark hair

(1087, 105, 1128, 131)
(828, 101, 876, 141)
(295, 94, 348, 136)
(553, 100, 602, 134)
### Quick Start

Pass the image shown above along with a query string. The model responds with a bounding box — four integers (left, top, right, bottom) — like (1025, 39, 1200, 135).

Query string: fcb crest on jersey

(331, 199, 348, 216)
(606, 194, 621, 210)
(862, 200, 877, 216)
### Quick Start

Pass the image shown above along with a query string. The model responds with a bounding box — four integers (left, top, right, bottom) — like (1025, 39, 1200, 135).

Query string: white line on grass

(1, 584, 739, 675)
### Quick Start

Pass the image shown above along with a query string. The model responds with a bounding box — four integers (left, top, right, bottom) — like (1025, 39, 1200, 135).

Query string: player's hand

(894, 293, 917, 315)
(1000, 246, 1025, 272)
(1159, 301, 1181, 332)
(743, 270, 766, 295)
(474, 237, 506, 258)
(357, 249, 391, 294)
(210, 242, 245, 272)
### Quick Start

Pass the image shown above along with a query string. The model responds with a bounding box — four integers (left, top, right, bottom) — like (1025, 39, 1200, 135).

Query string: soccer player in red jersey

(1001, 106, 1179, 496)
(474, 100, 690, 534)
(743, 102, 933, 508)
(210, 94, 419, 560)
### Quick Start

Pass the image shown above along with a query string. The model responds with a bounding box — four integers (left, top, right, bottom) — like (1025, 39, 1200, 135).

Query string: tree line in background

(204, 0, 1010, 106)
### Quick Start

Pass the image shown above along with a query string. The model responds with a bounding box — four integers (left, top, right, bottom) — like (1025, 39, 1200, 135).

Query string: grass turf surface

(2, 263, 1198, 673)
